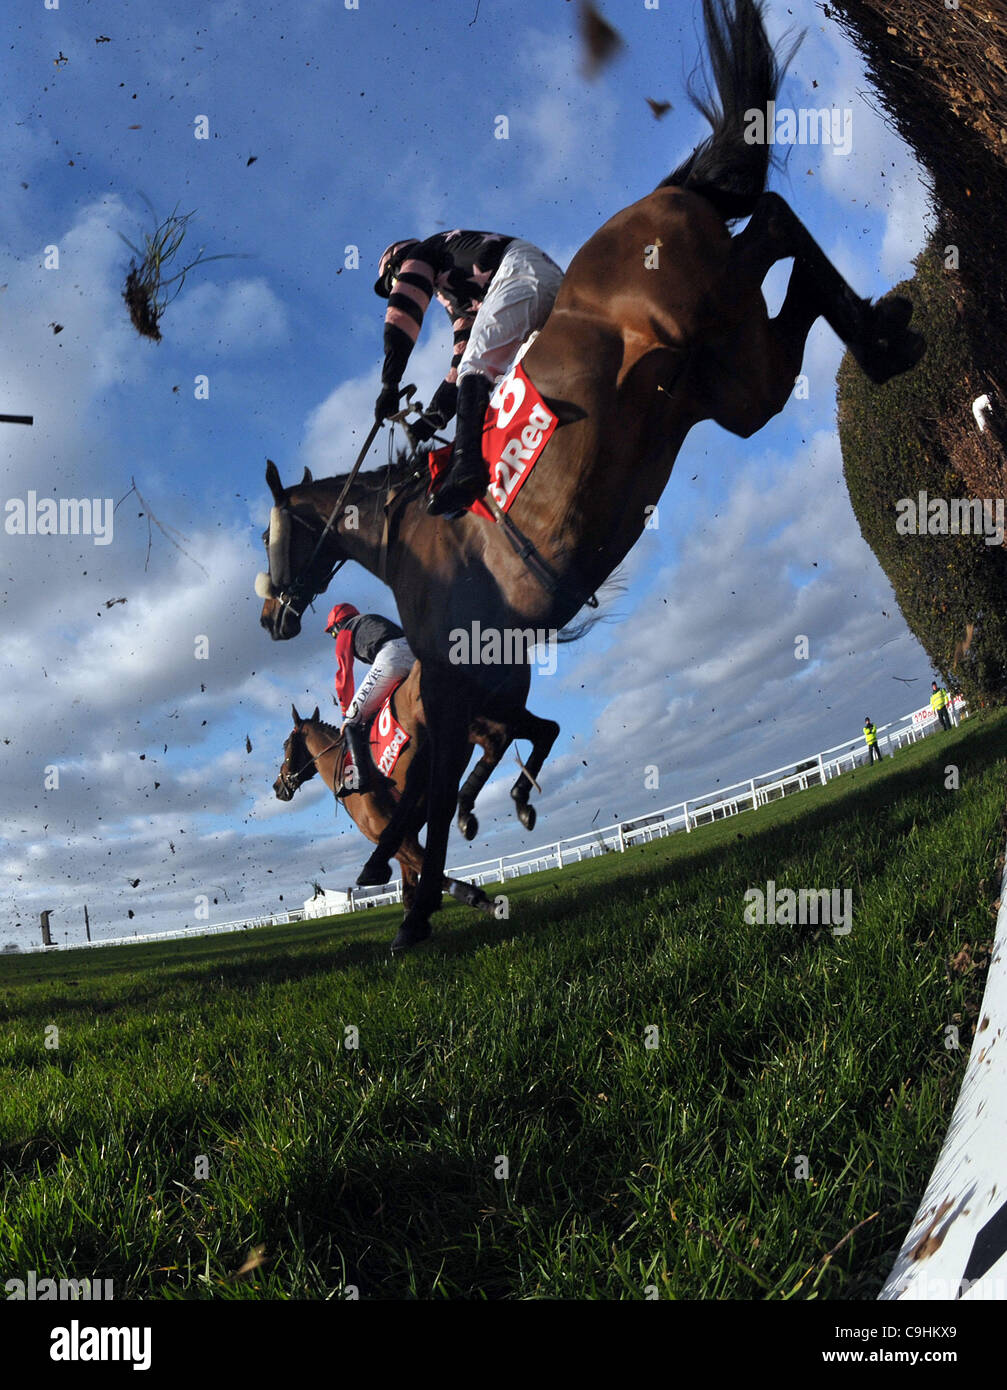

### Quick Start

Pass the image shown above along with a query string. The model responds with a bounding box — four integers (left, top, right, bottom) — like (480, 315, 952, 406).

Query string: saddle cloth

(344, 681, 411, 780)
(427, 355, 559, 520)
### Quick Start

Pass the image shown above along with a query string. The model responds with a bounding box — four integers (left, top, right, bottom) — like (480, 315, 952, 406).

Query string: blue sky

(0, 0, 939, 946)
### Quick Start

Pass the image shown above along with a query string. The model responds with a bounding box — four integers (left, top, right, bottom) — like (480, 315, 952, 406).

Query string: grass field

(2, 711, 1006, 1300)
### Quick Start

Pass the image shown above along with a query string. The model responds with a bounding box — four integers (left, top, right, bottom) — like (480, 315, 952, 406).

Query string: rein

(269, 383, 598, 624)
(480, 492, 599, 612)
(374, 451, 599, 613)
(272, 387, 419, 616)
(283, 732, 342, 794)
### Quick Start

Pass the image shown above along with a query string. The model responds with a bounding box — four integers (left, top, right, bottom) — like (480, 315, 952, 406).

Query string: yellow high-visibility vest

(931, 688, 948, 710)
(864, 722, 878, 746)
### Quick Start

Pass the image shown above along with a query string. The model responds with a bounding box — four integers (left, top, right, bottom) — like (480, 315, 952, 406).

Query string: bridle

(261, 505, 349, 636)
(279, 728, 342, 797)
(258, 388, 420, 634)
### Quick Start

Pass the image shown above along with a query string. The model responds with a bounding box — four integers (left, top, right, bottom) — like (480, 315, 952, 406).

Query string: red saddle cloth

(427, 360, 558, 519)
(344, 681, 411, 780)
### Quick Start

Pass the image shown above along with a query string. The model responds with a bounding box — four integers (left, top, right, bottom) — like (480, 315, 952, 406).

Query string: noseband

(259, 400, 419, 630)
(280, 732, 342, 795)
(260, 508, 349, 631)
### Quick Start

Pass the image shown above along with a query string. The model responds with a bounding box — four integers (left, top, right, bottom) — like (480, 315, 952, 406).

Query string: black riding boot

(339, 723, 372, 797)
(427, 373, 492, 517)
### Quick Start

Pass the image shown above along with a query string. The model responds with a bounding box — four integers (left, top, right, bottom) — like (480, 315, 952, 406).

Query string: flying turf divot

(880, 842, 1007, 1301)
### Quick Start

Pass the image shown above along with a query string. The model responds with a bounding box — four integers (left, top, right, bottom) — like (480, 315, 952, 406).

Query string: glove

(407, 414, 438, 444)
(374, 382, 400, 424)
(427, 379, 458, 427)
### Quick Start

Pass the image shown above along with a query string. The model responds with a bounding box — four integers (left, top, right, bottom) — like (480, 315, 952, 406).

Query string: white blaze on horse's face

(267, 506, 293, 591)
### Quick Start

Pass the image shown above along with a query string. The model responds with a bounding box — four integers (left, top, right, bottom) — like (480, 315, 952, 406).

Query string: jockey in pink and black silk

(373, 229, 563, 518)
(375, 231, 514, 424)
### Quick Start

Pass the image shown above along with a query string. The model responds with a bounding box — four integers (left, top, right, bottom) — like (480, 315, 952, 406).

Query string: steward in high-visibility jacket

(863, 717, 883, 763)
(931, 681, 952, 730)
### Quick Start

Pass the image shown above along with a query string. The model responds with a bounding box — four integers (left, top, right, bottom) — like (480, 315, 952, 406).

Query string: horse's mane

(306, 715, 344, 742)
(321, 445, 422, 498)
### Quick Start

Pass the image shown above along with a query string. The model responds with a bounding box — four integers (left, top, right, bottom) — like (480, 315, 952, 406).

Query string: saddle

(343, 680, 411, 783)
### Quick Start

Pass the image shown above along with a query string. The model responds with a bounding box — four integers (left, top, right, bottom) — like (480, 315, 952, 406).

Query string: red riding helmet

(374, 239, 420, 297)
(325, 602, 359, 634)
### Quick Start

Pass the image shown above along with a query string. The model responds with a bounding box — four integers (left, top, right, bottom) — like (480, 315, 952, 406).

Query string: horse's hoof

(517, 801, 536, 832)
(357, 854, 392, 886)
(391, 914, 432, 954)
(855, 327, 925, 385)
(458, 810, 479, 841)
(873, 295, 913, 336)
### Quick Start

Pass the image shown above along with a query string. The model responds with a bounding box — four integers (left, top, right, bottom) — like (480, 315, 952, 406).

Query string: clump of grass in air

(120, 198, 242, 341)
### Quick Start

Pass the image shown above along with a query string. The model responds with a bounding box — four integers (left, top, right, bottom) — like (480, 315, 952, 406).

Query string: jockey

(373, 229, 564, 517)
(326, 602, 415, 797)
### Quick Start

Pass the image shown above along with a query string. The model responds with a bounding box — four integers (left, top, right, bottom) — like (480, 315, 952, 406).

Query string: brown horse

(275, 670, 559, 919)
(274, 704, 493, 919)
(259, 0, 925, 952)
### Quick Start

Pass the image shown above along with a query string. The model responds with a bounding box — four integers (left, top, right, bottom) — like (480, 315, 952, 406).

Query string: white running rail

(14, 697, 965, 949)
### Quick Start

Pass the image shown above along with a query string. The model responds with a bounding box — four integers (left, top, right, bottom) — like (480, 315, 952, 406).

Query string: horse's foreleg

(400, 862, 418, 915)
(357, 746, 430, 886)
(509, 713, 560, 832)
(392, 670, 474, 954)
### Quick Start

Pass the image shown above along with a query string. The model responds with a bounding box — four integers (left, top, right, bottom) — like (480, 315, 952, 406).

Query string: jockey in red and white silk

(325, 603, 415, 798)
(373, 229, 564, 519)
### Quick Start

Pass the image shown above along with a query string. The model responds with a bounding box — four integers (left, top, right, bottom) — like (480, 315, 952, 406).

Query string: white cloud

(168, 277, 290, 354)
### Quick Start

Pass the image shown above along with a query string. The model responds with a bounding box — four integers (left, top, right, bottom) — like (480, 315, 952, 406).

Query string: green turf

(2, 711, 1005, 1300)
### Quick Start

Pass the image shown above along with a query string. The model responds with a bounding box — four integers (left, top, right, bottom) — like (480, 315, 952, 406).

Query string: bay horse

(259, 0, 925, 952)
(274, 704, 495, 921)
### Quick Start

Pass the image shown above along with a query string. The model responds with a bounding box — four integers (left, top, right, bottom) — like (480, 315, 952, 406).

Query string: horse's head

(273, 703, 323, 801)
(257, 461, 340, 641)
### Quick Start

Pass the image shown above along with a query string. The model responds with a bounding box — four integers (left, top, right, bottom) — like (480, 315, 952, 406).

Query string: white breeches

(456, 239, 564, 384)
(343, 638, 415, 726)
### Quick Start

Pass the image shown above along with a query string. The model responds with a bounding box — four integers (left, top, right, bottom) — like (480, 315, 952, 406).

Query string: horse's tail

(660, 0, 799, 221)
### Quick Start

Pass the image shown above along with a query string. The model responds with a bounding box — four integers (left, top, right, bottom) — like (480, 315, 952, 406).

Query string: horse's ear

(266, 459, 285, 504)
(311, 706, 320, 722)
(301, 466, 313, 485)
(291, 703, 301, 724)
(542, 396, 588, 428)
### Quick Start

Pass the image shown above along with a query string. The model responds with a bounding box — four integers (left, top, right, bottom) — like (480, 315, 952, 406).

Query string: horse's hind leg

(445, 878, 493, 912)
(457, 721, 509, 840)
(730, 191, 923, 384)
(508, 713, 560, 832)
